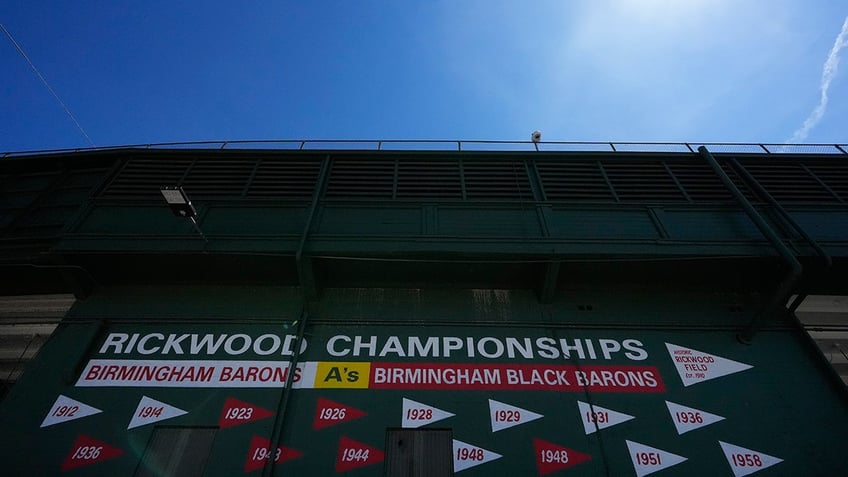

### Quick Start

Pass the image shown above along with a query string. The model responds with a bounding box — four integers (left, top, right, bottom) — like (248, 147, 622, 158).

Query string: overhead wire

(1, 22, 96, 147)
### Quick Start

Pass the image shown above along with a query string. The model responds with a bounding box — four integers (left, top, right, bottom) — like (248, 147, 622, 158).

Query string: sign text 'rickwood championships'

(76, 332, 663, 392)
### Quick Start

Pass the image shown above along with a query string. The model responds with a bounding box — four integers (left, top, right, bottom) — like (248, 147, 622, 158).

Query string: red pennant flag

(61, 435, 124, 471)
(533, 438, 592, 475)
(219, 397, 274, 429)
(243, 436, 303, 472)
(336, 436, 384, 472)
(313, 397, 367, 430)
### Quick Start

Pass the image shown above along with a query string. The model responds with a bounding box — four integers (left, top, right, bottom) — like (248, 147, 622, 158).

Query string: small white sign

(488, 399, 543, 432)
(452, 439, 502, 472)
(719, 441, 783, 477)
(41, 395, 102, 428)
(128, 395, 188, 429)
(665, 401, 725, 435)
(577, 400, 634, 435)
(666, 343, 752, 387)
(626, 440, 687, 477)
(401, 398, 454, 428)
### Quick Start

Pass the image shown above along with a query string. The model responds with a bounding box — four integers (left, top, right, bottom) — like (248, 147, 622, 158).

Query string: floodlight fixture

(160, 186, 197, 218)
(160, 186, 207, 242)
(531, 130, 542, 151)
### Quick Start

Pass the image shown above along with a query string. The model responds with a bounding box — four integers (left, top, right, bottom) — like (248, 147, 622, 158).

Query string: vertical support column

(539, 262, 561, 304)
(421, 205, 438, 235)
(524, 159, 551, 235)
(525, 159, 559, 303)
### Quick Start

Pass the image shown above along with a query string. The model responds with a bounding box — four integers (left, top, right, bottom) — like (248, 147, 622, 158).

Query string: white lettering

(125, 334, 139, 353)
(506, 337, 533, 359)
(327, 335, 351, 357)
(379, 336, 406, 357)
(162, 334, 188, 354)
(477, 337, 504, 358)
(190, 334, 227, 354)
(280, 334, 293, 356)
(408, 337, 438, 357)
(585, 339, 597, 359)
(536, 337, 559, 359)
(353, 336, 377, 356)
(442, 337, 464, 357)
(224, 334, 251, 355)
(137, 333, 164, 355)
(97, 333, 650, 362)
(623, 339, 648, 360)
(99, 333, 128, 354)
(598, 339, 621, 360)
(560, 339, 585, 360)
(253, 334, 281, 356)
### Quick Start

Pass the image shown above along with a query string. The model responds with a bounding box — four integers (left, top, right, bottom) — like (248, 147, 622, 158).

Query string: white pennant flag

(401, 398, 454, 428)
(128, 395, 188, 429)
(719, 441, 783, 477)
(41, 395, 102, 428)
(577, 400, 634, 434)
(488, 399, 543, 432)
(665, 401, 725, 434)
(666, 343, 752, 386)
(452, 440, 502, 472)
(626, 440, 687, 477)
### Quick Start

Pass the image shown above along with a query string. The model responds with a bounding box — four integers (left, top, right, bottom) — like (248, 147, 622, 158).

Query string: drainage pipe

(729, 158, 831, 268)
(698, 146, 802, 343)
(263, 309, 309, 477)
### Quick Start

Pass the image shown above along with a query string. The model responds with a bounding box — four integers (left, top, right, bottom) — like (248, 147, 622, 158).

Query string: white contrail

(789, 16, 848, 143)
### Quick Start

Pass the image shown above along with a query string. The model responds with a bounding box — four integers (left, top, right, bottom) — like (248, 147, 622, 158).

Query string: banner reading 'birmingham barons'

(77, 359, 665, 392)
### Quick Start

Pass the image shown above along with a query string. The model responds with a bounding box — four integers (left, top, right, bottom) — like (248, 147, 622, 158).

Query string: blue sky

(1, 1, 847, 152)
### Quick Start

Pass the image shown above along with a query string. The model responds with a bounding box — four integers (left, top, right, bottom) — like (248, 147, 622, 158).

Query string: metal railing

(3, 139, 847, 158)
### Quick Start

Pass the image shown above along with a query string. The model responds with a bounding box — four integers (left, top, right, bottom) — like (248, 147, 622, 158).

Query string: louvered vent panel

(603, 161, 685, 202)
(740, 161, 835, 203)
(325, 159, 395, 198)
(245, 158, 321, 199)
(463, 160, 532, 200)
(7, 167, 109, 238)
(668, 161, 758, 203)
(181, 159, 255, 199)
(536, 161, 614, 201)
(396, 160, 461, 199)
(795, 163, 847, 202)
(666, 162, 733, 202)
(721, 162, 761, 203)
(102, 158, 193, 199)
